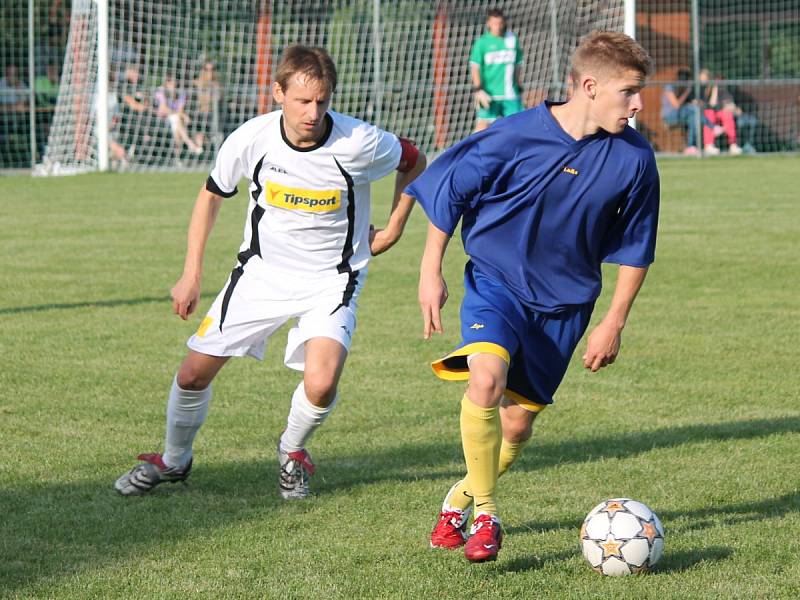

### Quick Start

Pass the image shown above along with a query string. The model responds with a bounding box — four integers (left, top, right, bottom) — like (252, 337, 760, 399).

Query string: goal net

(39, 0, 625, 174)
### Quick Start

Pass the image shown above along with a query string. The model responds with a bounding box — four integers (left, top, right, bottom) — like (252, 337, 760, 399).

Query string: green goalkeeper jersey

(469, 31, 523, 100)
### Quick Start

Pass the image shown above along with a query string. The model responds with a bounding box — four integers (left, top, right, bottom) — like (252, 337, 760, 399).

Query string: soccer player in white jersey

(115, 45, 425, 498)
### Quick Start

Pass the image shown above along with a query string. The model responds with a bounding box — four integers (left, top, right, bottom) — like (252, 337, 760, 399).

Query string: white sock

(279, 381, 337, 453)
(163, 376, 211, 468)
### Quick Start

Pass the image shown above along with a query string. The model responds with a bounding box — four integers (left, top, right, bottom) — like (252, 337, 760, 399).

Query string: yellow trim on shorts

(504, 389, 548, 413)
(430, 342, 511, 381)
(196, 316, 213, 337)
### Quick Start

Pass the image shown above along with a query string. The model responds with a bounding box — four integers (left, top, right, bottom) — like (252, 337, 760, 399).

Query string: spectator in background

(94, 69, 129, 168)
(469, 8, 525, 132)
(154, 73, 203, 162)
(0, 64, 29, 112)
(190, 61, 222, 155)
(119, 65, 155, 160)
(699, 68, 742, 156)
(661, 67, 705, 155)
(34, 62, 61, 160)
(35, 63, 60, 107)
(719, 84, 758, 154)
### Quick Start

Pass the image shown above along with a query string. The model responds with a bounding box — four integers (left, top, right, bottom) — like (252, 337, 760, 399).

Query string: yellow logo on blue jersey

(265, 181, 341, 212)
(562, 166, 579, 176)
(470, 323, 485, 330)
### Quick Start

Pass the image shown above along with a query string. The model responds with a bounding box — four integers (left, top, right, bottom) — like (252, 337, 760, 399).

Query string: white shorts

(187, 268, 364, 371)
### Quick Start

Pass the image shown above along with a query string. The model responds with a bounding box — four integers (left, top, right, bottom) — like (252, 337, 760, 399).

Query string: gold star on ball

(601, 537, 623, 558)
(640, 521, 658, 543)
(604, 500, 626, 516)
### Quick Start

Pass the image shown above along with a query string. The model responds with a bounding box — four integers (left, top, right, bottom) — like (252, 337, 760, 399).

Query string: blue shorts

(431, 263, 594, 412)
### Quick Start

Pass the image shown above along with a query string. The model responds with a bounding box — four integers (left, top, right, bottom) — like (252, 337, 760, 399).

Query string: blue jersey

(406, 101, 660, 314)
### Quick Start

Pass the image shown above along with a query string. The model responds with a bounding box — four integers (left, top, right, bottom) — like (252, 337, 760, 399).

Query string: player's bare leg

(278, 337, 347, 499)
(115, 351, 228, 495)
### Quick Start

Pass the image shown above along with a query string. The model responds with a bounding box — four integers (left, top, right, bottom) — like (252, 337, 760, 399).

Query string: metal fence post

(624, 0, 637, 129)
(96, 0, 109, 171)
(372, 0, 382, 127)
(28, 0, 37, 168)
(691, 0, 702, 156)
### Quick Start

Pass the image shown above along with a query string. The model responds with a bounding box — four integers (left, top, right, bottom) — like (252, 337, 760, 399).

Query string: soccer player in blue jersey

(404, 31, 659, 562)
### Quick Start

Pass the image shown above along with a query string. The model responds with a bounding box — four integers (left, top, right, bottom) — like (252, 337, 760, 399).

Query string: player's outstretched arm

(582, 265, 648, 372)
(171, 185, 224, 320)
(419, 222, 451, 339)
(370, 145, 427, 256)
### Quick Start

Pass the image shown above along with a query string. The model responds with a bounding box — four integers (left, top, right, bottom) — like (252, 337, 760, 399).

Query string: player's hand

(171, 274, 201, 320)
(369, 224, 399, 256)
(582, 320, 622, 372)
(474, 89, 491, 109)
(419, 271, 448, 339)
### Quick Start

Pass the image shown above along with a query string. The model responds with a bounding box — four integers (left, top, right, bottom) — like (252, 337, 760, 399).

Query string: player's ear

(582, 75, 598, 100)
(272, 81, 284, 104)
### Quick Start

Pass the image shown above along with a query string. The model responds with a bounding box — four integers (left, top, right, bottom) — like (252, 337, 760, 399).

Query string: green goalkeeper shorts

(477, 98, 525, 122)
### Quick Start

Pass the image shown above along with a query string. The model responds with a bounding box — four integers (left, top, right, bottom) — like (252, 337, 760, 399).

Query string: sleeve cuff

(206, 175, 237, 198)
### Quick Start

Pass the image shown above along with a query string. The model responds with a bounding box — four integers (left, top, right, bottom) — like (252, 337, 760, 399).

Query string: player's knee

(303, 374, 337, 408)
(467, 368, 506, 406)
(503, 418, 533, 443)
(176, 363, 214, 391)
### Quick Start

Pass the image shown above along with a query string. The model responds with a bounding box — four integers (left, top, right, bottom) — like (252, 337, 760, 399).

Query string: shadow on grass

(506, 416, 800, 537)
(1, 415, 797, 593)
(502, 492, 797, 575)
(500, 546, 733, 574)
(660, 491, 800, 532)
(514, 415, 800, 474)
(0, 441, 463, 596)
(502, 549, 576, 573)
(0, 292, 216, 315)
(655, 546, 733, 573)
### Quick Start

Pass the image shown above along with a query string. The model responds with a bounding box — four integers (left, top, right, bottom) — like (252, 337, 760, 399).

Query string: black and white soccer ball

(580, 498, 665, 576)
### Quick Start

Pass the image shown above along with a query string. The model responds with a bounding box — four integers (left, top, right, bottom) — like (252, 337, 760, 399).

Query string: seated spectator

(0, 64, 29, 112)
(699, 69, 742, 156)
(35, 62, 60, 107)
(94, 70, 129, 168)
(661, 67, 704, 155)
(34, 62, 61, 159)
(720, 86, 758, 154)
(119, 64, 157, 160)
(154, 73, 202, 162)
(190, 60, 222, 154)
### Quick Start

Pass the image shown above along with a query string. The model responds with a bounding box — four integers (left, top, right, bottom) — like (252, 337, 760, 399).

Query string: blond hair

(570, 31, 653, 83)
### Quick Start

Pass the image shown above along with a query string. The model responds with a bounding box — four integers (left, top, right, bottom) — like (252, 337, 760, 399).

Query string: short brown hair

(570, 31, 653, 83)
(275, 45, 337, 94)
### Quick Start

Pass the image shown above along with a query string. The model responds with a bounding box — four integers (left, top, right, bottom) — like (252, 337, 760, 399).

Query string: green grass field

(1, 156, 798, 599)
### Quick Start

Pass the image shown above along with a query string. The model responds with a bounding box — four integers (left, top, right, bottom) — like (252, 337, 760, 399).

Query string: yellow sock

(498, 437, 529, 477)
(445, 436, 529, 512)
(459, 394, 500, 515)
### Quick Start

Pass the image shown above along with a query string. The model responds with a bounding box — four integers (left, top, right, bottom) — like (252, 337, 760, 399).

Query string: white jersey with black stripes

(207, 110, 402, 282)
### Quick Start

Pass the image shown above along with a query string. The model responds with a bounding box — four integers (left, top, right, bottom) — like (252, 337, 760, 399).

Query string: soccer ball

(580, 498, 665, 576)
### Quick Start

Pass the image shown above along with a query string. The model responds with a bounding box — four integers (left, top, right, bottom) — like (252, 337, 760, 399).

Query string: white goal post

(40, 0, 629, 174)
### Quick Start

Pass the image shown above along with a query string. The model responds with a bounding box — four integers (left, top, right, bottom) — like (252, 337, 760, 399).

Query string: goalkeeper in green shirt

(469, 8, 525, 132)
